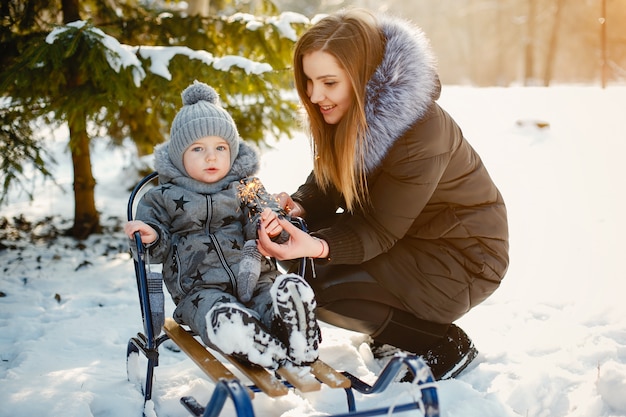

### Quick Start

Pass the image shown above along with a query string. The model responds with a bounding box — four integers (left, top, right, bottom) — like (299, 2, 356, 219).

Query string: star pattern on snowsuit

(231, 239, 241, 250)
(191, 270, 203, 284)
(173, 195, 189, 211)
(203, 241, 215, 254)
(191, 293, 203, 308)
(216, 295, 231, 304)
(159, 184, 172, 194)
(222, 215, 237, 227)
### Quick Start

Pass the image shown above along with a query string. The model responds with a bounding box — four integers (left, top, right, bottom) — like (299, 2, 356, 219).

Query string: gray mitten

(237, 240, 262, 302)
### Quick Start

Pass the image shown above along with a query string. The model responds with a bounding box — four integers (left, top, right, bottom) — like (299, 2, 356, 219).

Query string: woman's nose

(308, 85, 323, 104)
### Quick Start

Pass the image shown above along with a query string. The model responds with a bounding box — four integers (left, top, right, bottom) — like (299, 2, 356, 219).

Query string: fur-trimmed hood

(153, 140, 260, 193)
(362, 15, 440, 173)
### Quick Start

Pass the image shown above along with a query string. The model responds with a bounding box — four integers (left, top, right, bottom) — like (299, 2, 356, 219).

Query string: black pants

(301, 262, 450, 353)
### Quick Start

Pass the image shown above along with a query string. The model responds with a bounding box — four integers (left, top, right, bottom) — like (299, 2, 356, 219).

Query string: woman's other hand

(276, 192, 305, 217)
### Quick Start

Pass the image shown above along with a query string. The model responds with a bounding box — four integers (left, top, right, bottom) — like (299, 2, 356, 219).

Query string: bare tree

(523, 0, 537, 85)
(543, 0, 564, 86)
(188, 0, 210, 17)
(600, 0, 607, 88)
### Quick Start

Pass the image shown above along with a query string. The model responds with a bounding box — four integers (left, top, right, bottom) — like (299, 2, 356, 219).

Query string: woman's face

(302, 50, 353, 125)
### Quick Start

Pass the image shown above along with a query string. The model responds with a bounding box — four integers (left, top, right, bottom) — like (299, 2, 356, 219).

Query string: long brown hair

(293, 8, 385, 211)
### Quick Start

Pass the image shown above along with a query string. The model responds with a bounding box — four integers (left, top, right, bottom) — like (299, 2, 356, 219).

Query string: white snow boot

(206, 303, 287, 369)
(271, 274, 322, 365)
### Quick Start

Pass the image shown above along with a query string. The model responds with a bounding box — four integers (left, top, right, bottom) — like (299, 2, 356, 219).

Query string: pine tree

(0, 0, 309, 239)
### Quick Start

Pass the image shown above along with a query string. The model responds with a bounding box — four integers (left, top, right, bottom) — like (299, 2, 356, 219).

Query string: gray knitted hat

(168, 81, 239, 175)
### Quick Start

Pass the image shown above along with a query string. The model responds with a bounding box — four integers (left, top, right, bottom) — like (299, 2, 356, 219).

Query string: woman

(257, 8, 509, 380)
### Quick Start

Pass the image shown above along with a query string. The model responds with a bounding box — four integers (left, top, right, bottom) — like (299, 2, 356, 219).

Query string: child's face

(182, 135, 231, 183)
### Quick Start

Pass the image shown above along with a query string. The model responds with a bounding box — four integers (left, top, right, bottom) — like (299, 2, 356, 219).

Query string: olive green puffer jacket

(292, 15, 508, 323)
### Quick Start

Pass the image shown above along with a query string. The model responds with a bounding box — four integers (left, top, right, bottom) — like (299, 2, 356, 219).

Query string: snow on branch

(46, 21, 146, 87)
(229, 11, 310, 42)
(44, 19, 282, 87)
(131, 46, 273, 81)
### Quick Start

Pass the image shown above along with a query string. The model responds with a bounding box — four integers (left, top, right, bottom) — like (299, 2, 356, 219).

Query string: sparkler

(238, 177, 285, 219)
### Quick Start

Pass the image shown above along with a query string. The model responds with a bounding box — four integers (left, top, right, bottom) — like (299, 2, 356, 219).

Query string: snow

(2, 86, 626, 417)
(228, 12, 310, 41)
(134, 46, 216, 81)
(45, 18, 305, 85)
(46, 21, 146, 87)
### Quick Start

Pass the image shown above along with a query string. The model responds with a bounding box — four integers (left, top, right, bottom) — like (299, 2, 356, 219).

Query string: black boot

(371, 307, 479, 381)
(420, 324, 478, 380)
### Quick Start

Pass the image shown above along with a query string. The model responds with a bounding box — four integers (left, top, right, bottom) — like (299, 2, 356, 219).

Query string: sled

(126, 172, 440, 417)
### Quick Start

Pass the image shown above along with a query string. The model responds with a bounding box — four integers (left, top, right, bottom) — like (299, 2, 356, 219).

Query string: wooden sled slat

(310, 360, 351, 389)
(223, 354, 290, 397)
(163, 318, 288, 397)
(276, 365, 321, 392)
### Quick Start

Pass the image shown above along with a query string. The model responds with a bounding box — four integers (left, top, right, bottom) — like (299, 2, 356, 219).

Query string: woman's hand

(124, 220, 158, 244)
(257, 216, 328, 260)
(276, 192, 305, 217)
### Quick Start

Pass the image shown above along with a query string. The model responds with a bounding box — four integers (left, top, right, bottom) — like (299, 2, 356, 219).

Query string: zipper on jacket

(209, 234, 236, 291)
(173, 244, 184, 296)
(205, 195, 237, 292)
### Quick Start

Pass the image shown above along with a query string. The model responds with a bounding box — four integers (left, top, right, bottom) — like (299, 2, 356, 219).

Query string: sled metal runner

(126, 172, 440, 417)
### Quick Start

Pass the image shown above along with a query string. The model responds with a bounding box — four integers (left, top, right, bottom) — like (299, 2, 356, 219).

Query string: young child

(124, 81, 321, 369)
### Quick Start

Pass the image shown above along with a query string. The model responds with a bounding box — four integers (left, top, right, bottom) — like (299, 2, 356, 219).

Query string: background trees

(1, 0, 307, 239)
(278, 0, 626, 86)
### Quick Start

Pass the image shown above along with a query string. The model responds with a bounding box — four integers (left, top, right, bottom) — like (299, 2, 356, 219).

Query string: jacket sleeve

(311, 111, 457, 265)
(133, 189, 173, 263)
(291, 171, 343, 225)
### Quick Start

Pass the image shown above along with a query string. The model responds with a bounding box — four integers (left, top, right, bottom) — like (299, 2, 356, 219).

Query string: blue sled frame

(126, 172, 440, 417)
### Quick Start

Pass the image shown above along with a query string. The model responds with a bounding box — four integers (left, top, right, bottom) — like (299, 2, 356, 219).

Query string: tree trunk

(61, 0, 80, 22)
(523, 0, 536, 86)
(69, 116, 101, 239)
(600, 0, 607, 88)
(187, 0, 210, 17)
(543, 0, 564, 86)
(62, 0, 101, 239)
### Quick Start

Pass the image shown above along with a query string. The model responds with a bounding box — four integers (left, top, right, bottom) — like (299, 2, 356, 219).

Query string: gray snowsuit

(135, 141, 282, 346)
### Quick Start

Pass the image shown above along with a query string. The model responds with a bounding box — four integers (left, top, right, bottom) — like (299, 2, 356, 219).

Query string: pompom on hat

(168, 81, 240, 175)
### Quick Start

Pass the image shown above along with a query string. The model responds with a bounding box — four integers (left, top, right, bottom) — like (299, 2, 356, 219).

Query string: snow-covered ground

(1, 86, 625, 417)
